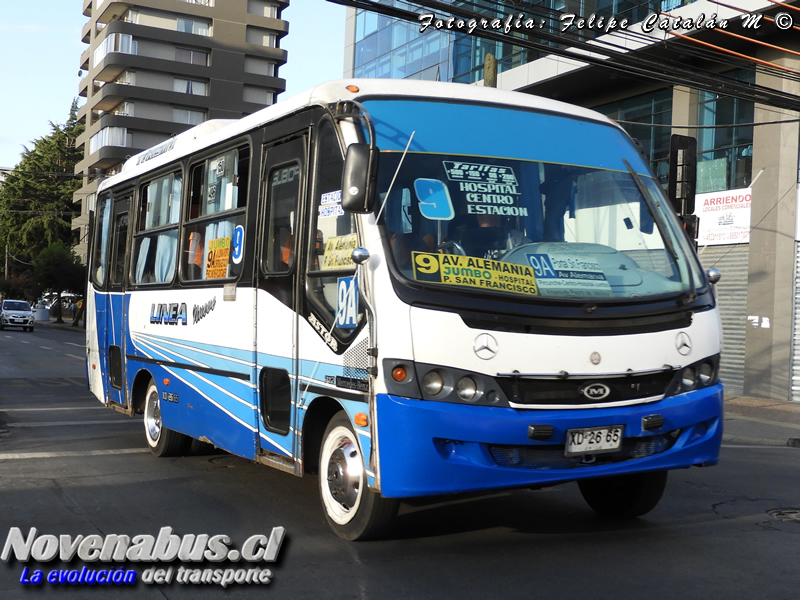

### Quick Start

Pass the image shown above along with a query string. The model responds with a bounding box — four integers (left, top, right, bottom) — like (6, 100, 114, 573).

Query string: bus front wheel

(143, 380, 190, 457)
(319, 412, 399, 541)
(578, 470, 668, 518)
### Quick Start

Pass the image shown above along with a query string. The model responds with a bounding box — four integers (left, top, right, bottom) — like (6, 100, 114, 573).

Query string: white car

(0, 299, 35, 332)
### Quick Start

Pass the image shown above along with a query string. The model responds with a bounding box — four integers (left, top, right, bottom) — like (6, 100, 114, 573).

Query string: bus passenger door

(256, 134, 308, 472)
(104, 195, 130, 408)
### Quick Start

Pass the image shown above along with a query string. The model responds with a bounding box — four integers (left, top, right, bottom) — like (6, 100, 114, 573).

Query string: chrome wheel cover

(320, 426, 364, 525)
(144, 388, 162, 446)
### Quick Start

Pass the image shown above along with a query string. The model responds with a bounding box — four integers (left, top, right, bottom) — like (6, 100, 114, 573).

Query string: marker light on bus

(346, 85, 359, 93)
(392, 366, 408, 382)
(354, 413, 368, 427)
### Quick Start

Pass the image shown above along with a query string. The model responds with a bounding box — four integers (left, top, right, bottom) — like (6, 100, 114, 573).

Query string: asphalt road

(0, 325, 798, 599)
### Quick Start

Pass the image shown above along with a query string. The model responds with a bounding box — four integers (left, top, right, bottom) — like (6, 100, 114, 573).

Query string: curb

(36, 320, 86, 334)
(722, 434, 800, 447)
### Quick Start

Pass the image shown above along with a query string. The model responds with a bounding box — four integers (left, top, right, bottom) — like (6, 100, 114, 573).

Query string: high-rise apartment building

(73, 0, 289, 261)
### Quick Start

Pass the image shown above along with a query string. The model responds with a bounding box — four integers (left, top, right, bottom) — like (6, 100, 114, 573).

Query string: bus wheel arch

(130, 369, 154, 415)
(301, 396, 343, 475)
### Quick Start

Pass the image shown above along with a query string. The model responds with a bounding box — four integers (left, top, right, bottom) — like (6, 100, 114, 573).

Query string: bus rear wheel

(578, 470, 668, 518)
(143, 380, 190, 457)
(319, 412, 399, 541)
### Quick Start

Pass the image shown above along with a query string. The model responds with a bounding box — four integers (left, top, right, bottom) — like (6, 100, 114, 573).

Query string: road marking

(0, 448, 149, 461)
(19, 341, 30, 344)
(39, 346, 53, 350)
(64, 342, 84, 348)
(7, 420, 137, 428)
(65, 354, 84, 360)
(2, 407, 102, 412)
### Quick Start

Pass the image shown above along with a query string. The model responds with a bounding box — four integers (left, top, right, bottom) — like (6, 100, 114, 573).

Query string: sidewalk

(37, 318, 85, 333)
(723, 395, 800, 448)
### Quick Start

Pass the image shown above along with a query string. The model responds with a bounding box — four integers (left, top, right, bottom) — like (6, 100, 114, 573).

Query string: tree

(33, 241, 86, 323)
(0, 100, 84, 274)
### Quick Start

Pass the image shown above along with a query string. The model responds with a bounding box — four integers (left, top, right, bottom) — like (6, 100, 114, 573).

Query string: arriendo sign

(693, 187, 752, 246)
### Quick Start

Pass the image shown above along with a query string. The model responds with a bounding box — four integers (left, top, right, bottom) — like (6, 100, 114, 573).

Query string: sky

(0, 0, 346, 169)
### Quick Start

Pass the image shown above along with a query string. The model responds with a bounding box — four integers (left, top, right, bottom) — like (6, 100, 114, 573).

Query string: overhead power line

(0, 168, 82, 179)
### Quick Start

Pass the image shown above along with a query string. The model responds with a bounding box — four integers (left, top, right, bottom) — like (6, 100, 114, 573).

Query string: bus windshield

(366, 99, 703, 301)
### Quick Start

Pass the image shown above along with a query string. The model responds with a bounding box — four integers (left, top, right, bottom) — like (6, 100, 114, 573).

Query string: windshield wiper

(622, 159, 697, 305)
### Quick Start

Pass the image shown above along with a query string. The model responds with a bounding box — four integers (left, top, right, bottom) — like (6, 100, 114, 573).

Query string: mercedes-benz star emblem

(676, 332, 692, 356)
(473, 333, 499, 360)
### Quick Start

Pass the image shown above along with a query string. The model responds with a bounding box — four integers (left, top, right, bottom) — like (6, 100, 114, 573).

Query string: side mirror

(341, 143, 378, 213)
(706, 268, 721, 284)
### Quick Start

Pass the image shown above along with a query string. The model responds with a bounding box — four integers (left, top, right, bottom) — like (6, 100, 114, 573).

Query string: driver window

(306, 120, 360, 327)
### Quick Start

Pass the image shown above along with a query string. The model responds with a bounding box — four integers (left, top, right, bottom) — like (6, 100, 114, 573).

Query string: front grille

(488, 433, 678, 470)
(496, 371, 675, 406)
(461, 312, 693, 337)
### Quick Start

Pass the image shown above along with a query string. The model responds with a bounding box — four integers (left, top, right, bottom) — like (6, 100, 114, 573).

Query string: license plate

(565, 426, 624, 456)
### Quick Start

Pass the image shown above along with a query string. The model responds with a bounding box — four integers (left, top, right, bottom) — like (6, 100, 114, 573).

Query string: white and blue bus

(86, 80, 723, 540)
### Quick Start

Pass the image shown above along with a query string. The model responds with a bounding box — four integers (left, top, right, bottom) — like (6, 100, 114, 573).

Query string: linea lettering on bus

(150, 303, 188, 326)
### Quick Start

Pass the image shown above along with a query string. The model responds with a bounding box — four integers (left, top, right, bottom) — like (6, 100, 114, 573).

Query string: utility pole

(4, 243, 8, 280)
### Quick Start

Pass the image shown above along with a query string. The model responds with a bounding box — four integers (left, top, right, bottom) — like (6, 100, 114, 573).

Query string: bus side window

(131, 173, 181, 285)
(110, 212, 129, 286)
(91, 194, 112, 288)
(182, 147, 249, 281)
(263, 161, 301, 273)
(306, 120, 361, 329)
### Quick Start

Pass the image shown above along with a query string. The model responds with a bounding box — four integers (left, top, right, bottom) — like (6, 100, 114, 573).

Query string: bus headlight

(382, 359, 510, 407)
(456, 377, 478, 401)
(665, 355, 720, 397)
(698, 361, 716, 386)
(422, 371, 444, 396)
(681, 367, 697, 390)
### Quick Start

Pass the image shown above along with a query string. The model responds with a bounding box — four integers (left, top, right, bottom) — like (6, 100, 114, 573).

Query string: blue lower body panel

(376, 384, 723, 498)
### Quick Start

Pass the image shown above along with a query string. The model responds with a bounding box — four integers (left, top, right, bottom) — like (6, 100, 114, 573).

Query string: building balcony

(82, 0, 93, 17)
(78, 113, 187, 151)
(78, 75, 90, 98)
(76, 144, 138, 174)
(94, 1, 132, 25)
(81, 20, 93, 44)
(85, 82, 213, 115)
(80, 47, 90, 72)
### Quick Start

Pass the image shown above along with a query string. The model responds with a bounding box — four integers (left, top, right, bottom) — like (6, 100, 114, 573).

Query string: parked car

(0, 299, 35, 332)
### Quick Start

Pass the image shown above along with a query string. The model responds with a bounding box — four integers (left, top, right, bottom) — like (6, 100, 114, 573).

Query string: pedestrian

(72, 299, 85, 327)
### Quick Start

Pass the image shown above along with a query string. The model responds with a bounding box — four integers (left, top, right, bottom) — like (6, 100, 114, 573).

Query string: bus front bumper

(375, 384, 723, 498)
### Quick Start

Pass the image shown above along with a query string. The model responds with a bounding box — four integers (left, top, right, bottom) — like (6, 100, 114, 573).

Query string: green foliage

(32, 240, 86, 323)
(33, 240, 85, 294)
(0, 100, 84, 272)
(0, 274, 40, 303)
